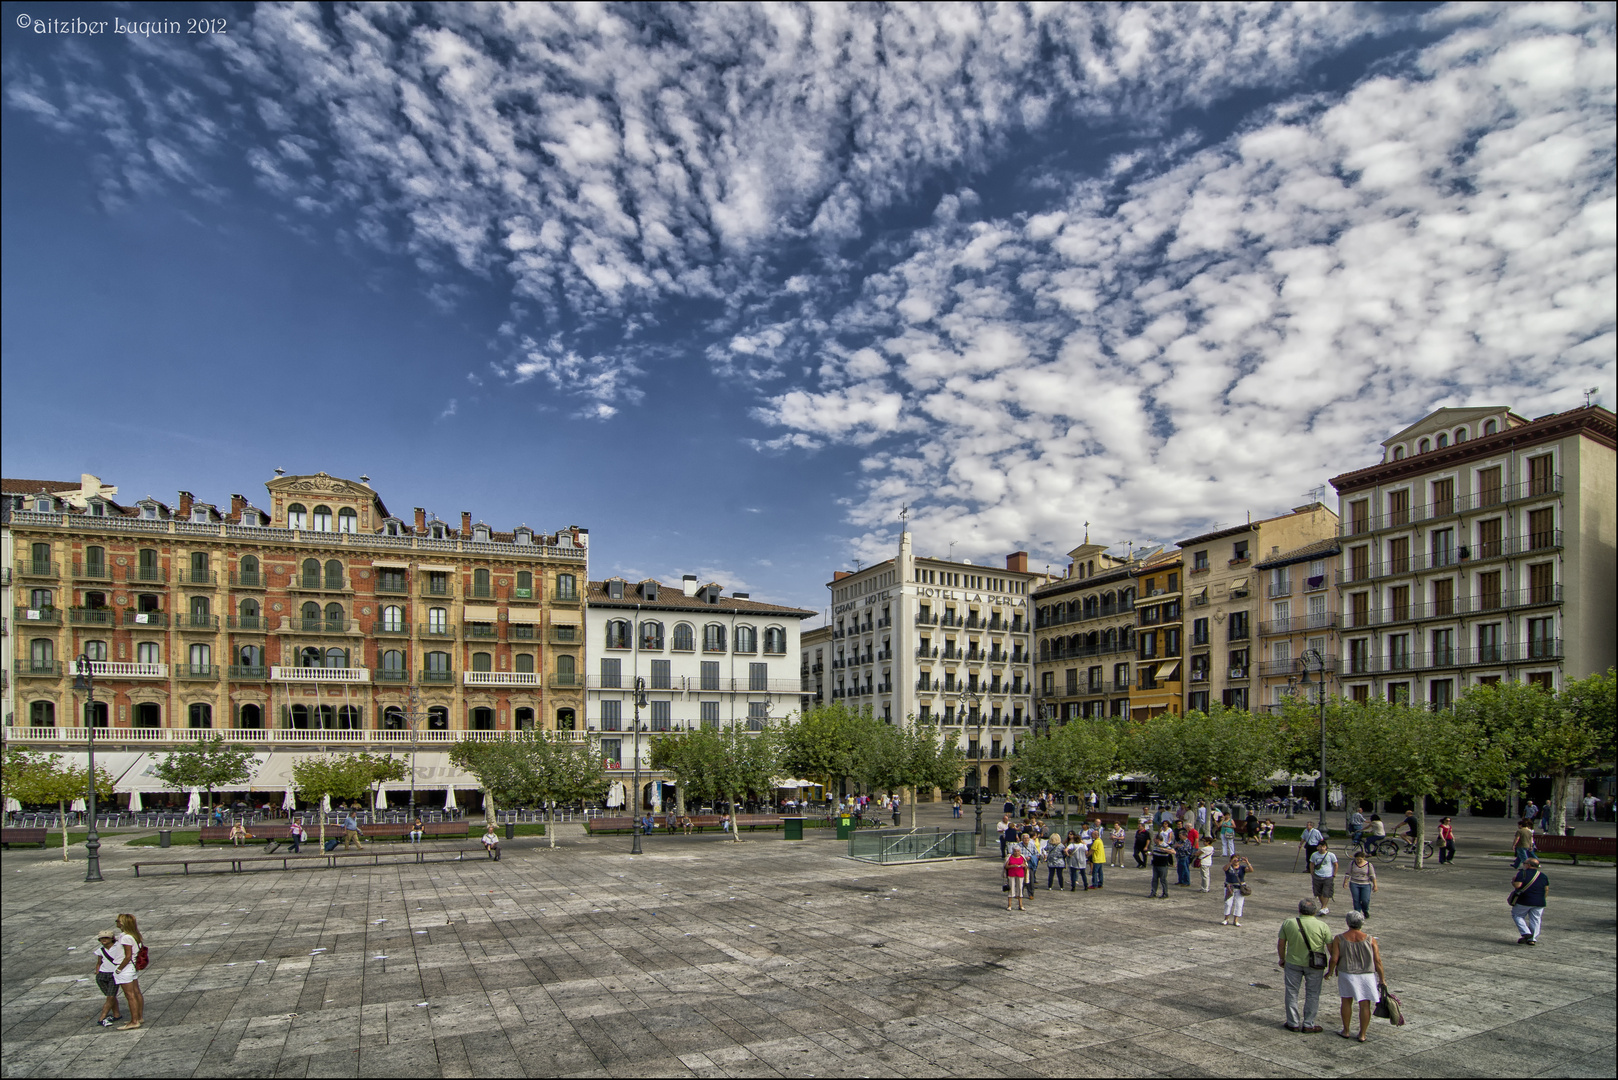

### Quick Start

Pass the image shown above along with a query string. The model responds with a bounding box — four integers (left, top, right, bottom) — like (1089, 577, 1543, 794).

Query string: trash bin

(158, 830, 172, 848)
(505, 823, 515, 840)
(783, 816, 804, 841)
(836, 814, 854, 841)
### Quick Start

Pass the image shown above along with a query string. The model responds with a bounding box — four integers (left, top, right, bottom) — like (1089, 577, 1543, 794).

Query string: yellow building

(1129, 549, 1184, 720)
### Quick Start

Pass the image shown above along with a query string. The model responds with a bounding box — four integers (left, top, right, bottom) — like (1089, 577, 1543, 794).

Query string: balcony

(421, 669, 455, 683)
(15, 661, 63, 677)
(228, 615, 269, 632)
(1354, 639, 1564, 674)
(292, 575, 349, 592)
(271, 666, 371, 683)
(1227, 667, 1249, 681)
(1259, 612, 1340, 635)
(1267, 580, 1293, 599)
(69, 608, 116, 626)
(124, 566, 168, 585)
(510, 586, 536, 601)
(421, 581, 455, 599)
(70, 660, 166, 680)
(180, 614, 220, 631)
(1257, 657, 1341, 678)
(179, 569, 217, 586)
(228, 665, 269, 680)
(915, 613, 939, 627)
(1342, 475, 1564, 536)
(73, 562, 113, 582)
(551, 588, 581, 605)
(1189, 668, 1209, 683)
(418, 625, 457, 640)
(176, 664, 219, 680)
(542, 627, 573, 644)
(469, 583, 495, 600)
(1337, 530, 1563, 583)
(464, 671, 541, 686)
(15, 560, 58, 579)
(230, 570, 268, 588)
(286, 618, 355, 634)
(123, 612, 169, 628)
(549, 673, 583, 689)
(1348, 585, 1563, 629)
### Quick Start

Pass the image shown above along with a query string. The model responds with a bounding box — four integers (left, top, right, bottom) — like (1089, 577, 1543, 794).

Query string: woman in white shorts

(113, 913, 144, 1029)
(1328, 910, 1384, 1041)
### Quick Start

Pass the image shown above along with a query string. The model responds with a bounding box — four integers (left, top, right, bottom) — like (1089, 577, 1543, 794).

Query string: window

(735, 625, 757, 653)
(325, 559, 344, 589)
(640, 621, 664, 650)
(1418, 438, 1430, 454)
(555, 573, 577, 601)
(287, 503, 307, 529)
(672, 623, 695, 651)
(1436, 433, 1448, 449)
(1527, 617, 1556, 659)
(239, 704, 262, 729)
(1388, 633, 1411, 670)
(30, 701, 56, 727)
(764, 626, 786, 654)
(699, 701, 720, 729)
(1392, 445, 1405, 460)
(747, 701, 769, 731)
(84, 639, 108, 662)
(85, 546, 106, 576)
(1477, 624, 1502, 664)
(1232, 540, 1249, 562)
(324, 647, 348, 668)
(189, 703, 213, 729)
(28, 588, 54, 611)
(473, 524, 490, 541)
(703, 624, 726, 652)
(472, 652, 493, 672)
(426, 572, 450, 596)
(324, 602, 344, 628)
(1188, 691, 1210, 713)
(1429, 679, 1454, 709)
(1454, 428, 1468, 443)
(600, 699, 622, 732)
(312, 505, 332, 532)
(600, 658, 622, 689)
(701, 661, 720, 691)
(381, 649, 405, 673)
(1192, 550, 1209, 572)
(427, 607, 448, 633)
(428, 706, 449, 730)
(1227, 611, 1249, 640)
(191, 595, 211, 620)
(514, 653, 534, 673)
(1431, 477, 1454, 517)
(381, 605, 405, 632)
(1221, 688, 1248, 710)
(383, 706, 406, 730)
(302, 558, 321, 588)
(556, 707, 576, 731)
(650, 659, 671, 690)
(338, 507, 357, 533)
(605, 620, 630, 649)
(138, 641, 161, 665)
(749, 662, 768, 692)
(473, 568, 491, 597)
(471, 707, 495, 731)
(425, 651, 450, 673)
(1431, 528, 1454, 567)
(515, 570, 533, 598)
(240, 553, 260, 582)
(1430, 629, 1454, 667)
(1483, 418, 1498, 435)
(650, 701, 672, 732)
(29, 638, 55, 670)
(556, 655, 576, 684)
(188, 643, 212, 672)
(239, 644, 264, 668)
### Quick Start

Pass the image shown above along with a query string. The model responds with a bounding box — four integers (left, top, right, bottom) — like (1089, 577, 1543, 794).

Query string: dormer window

(193, 508, 210, 523)
(1454, 427, 1467, 443)
(1436, 433, 1448, 449)
(383, 519, 401, 536)
(473, 523, 490, 541)
(35, 497, 52, 513)
(1392, 446, 1405, 461)
(142, 504, 159, 520)
(429, 521, 447, 539)
(1418, 438, 1431, 454)
(90, 501, 104, 517)
(1484, 419, 1498, 435)
(514, 527, 533, 546)
(311, 505, 333, 532)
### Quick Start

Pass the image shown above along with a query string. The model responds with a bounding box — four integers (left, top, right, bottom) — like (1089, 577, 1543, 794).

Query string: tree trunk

(548, 801, 557, 848)
(318, 808, 327, 851)
(1062, 792, 1070, 839)
(909, 786, 917, 830)
(1506, 778, 1518, 821)
(729, 793, 740, 842)
(60, 798, 69, 861)
(1549, 771, 1569, 837)
(1414, 792, 1428, 869)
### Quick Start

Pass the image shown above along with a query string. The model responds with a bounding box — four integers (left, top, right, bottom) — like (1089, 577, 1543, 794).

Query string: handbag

(1508, 870, 1539, 906)
(1373, 982, 1405, 1025)
(1297, 918, 1329, 970)
(1238, 882, 1252, 896)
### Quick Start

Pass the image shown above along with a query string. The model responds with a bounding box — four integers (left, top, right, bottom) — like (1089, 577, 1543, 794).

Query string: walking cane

(1292, 842, 1303, 873)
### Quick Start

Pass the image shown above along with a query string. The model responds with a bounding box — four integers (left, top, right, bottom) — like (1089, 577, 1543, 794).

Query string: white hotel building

(821, 532, 1043, 794)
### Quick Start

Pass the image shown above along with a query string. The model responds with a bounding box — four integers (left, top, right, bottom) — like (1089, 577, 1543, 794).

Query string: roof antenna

(948, 540, 959, 561)
(1586, 386, 1599, 408)
(899, 503, 910, 524)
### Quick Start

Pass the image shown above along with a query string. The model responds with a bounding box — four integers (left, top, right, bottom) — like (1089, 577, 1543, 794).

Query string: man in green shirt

(1277, 898, 1332, 1031)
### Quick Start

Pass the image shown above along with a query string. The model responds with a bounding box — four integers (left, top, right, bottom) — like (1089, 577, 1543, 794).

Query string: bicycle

(1374, 835, 1435, 864)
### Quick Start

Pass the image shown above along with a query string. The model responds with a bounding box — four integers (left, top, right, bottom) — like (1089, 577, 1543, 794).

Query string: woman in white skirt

(1328, 910, 1384, 1041)
(1221, 854, 1252, 925)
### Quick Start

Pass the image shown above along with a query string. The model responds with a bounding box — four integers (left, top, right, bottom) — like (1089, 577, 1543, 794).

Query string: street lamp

(630, 677, 648, 855)
(960, 688, 983, 837)
(71, 654, 103, 883)
(1303, 648, 1328, 823)
(406, 685, 421, 817)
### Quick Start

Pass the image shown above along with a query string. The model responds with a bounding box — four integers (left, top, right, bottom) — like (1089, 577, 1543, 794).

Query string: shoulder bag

(1296, 918, 1329, 970)
(1507, 870, 1539, 906)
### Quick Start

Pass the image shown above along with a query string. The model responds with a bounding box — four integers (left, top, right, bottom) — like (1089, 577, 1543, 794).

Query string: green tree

(901, 721, 967, 828)
(779, 702, 877, 799)
(1123, 706, 1280, 809)
(8, 752, 114, 860)
(450, 733, 607, 845)
(1452, 679, 1554, 820)
(851, 720, 906, 811)
(351, 752, 409, 813)
(150, 736, 259, 814)
(1502, 670, 1615, 836)
(1012, 719, 1120, 835)
(289, 754, 371, 849)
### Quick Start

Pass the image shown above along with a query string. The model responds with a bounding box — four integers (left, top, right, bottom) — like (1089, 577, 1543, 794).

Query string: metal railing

(1345, 638, 1564, 675)
(1, 726, 593, 746)
(1258, 612, 1340, 635)
(269, 665, 371, 683)
(1340, 585, 1563, 629)
(15, 560, 58, 578)
(125, 567, 167, 584)
(1337, 530, 1563, 583)
(69, 608, 116, 625)
(231, 570, 267, 587)
(123, 612, 169, 628)
(73, 562, 113, 581)
(16, 606, 62, 625)
(848, 827, 977, 864)
(1342, 475, 1563, 535)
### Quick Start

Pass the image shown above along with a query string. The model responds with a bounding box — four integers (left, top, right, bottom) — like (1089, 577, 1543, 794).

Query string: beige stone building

(1177, 503, 1340, 713)
(1330, 405, 1616, 702)
(1032, 542, 1139, 724)
(1253, 537, 1342, 710)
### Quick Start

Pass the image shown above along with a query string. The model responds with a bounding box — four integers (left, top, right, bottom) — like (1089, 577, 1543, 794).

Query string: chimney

(461, 511, 473, 537)
(414, 507, 427, 534)
(177, 491, 194, 518)
(230, 494, 248, 519)
(1006, 551, 1028, 573)
(833, 570, 852, 582)
(682, 574, 699, 597)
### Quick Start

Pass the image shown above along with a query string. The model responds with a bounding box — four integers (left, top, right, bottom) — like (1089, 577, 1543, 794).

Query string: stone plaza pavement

(1, 816, 1613, 1078)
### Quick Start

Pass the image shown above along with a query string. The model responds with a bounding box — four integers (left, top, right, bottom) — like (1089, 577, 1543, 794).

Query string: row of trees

(446, 731, 605, 847)
(1009, 670, 1614, 868)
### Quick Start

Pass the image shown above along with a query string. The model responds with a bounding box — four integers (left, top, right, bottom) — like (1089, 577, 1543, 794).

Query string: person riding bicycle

(1362, 814, 1385, 854)
(1396, 809, 1419, 842)
(1347, 808, 1367, 847)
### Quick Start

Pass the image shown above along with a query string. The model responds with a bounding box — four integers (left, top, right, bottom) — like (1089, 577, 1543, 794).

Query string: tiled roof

(1, 478, 81, 495)
(588, 579, 815, 617)
(1255, 537, 1341, 570)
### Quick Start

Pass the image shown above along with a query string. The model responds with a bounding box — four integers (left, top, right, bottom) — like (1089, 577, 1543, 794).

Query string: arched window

(640, 621, 664, 650)
(427, 706, 449, 730)
(85, 546, 106, 576)
(189, 703, 212, 729)
(1393, 446, 1406, 460)
(764, 627, 786, 654)
(324, 602, 344, 628)
(605, 620, 630, 649)
(239, 597, 261, 621)
(473, 568, 491, 596)
(516, 570, 533, 596)
(381, 649, 405, 673)
(472, 652, 493, 672)
(473, 523, 491, 541)
(84, 700, 109, 727)
(315, 705, 336, 728)
(287, 503, 307, 529)
(1051, 638, 1065, 660)
(324, 559, 343, 588)
(29, 638, 54, 671)
(514, 653, 535, 673)
(1419, 438, 1431, 454)
(137, 641, 160, 665)
(302, 558, 320, 587)
(239, 703, 262, 729)
(240, 553, 259, 578)
(30, 700, 55, 727)
(190, 552, 210, 579)
(735, 625, 757, 653)
(427, 607, 448, 633)
(1484, 419, 1498, 435)
(425, 651, 450, 673)
(299, 646, 322, 667)
(1039, 640, 1051, 662)
(337, 507, 357, 533)
(555, 654, 576, 683)
(383, 706, 405, 730)
(84, 640, 108, 662)
(191, 595, 211, 620)
(188, 643, 212, 672)
(555, 573, 577, 601)
(337, 706, 362, 729)
(556, 707, 576, 731)
(381, 604, 404, 631)
(1454, 428, 1467, 443)
(239, 644, 263, 667)
(1436, 433, 1448, 449)
(704, 624, 726, 652)
(672, 623, 695, 651)
(324, 647, 348, 668)
(470, 707, 495, 730)
(312, 505, 332, 532)
(514, 707, 534, 730)
(133, 702, 161, 728)
(301, 601, 321, 624)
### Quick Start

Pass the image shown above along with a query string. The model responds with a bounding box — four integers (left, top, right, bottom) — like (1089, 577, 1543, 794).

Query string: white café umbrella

(375, 785, 389, 811)
(6, 797, 21, 813)
(186, 789, 201, 814)
(320, 793, 331, 813)
(71, 798, 87, 812)
(606, 782, 625, 808)
(282, 787, 296, 811)
(127, 790, 142, 813)
(444, 787, 457, 810)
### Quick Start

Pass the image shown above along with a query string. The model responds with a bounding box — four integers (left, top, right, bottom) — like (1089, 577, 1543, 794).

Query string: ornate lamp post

(406, 685, 421, 816)
(1303, 649, 1328, 821)
(630, 677, 648, 855)
(961, 688, 983, 837)
(71, 654, 103, 883)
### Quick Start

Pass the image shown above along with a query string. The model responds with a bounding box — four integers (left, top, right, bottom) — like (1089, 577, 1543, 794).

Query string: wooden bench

(198, 822, 468, 845)
(1533, 833, 1617, 865)
(585, 813, 783, 835)
(1, 828, 50, 849)
(133, 845, 479, 876)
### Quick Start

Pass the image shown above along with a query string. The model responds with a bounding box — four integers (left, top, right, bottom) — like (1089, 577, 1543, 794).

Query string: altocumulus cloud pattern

(7, 2, 1614, 567)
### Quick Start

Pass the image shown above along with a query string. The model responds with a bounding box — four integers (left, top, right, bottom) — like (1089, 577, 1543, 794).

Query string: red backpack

(134, 943, 150, 971)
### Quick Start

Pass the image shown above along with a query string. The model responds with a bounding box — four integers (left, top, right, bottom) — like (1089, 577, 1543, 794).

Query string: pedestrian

(1309, 840, 1339, 915)
(1196, 801, 1208, 831)
(1512, 818, 1536, 869)
(409, 817, 424, 844)
(1342, 850, 1377, 918)
(1509, 857, 1548, 945)
(1148, 835, 1175, 898)
(112, 913, 145, 1030)
(1089, 831, 1107, 889)
(1111, 822, 1126, 867)
(1277, 898, 1332, 1032)
(1222, 854, 1252, 925)
(1045, 830, 1067, 890)
(1244, 813, 1260, 845)
(1005, 843, 1028, 911)
(1538, 799, 1553, 834)
(92, 929, 124, 1027)
(952, 795, 962, 819)
(342, 810, 363, 850)
(1219, 814, 1238, 858)
(1328, 911, 1384, 1042)
(1348, 807, 1367, 848)
(1185, 822, 1200, 854)
(1437, 817, 1456, 864)
(1195, 836, 1215, 892)
(284, 818, 305, 853)
(1523, 799, 1538, 826)
(1016, 832, 1039, 907)
(997, 814, 1013, 858)
(1298, 820, 1323, 868)
(1260, 819, 1276, 843)
(481, 823, 502, 861)
(1173, 829, 1193, 887)
(1068, 830, 1090, 891)
(1133, 820, 1151, 868)
(1582, 792, 1597, 822)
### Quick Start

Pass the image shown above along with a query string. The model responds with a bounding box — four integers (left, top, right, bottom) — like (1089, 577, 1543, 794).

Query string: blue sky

(3, 2, 1613, 619)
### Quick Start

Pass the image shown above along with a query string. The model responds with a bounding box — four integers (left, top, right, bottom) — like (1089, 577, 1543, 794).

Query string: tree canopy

(449, 732, 607, 844)
(1122, 706, 1281, 803)
(7, 750, 114, 860)
(151, 736, 259, 812)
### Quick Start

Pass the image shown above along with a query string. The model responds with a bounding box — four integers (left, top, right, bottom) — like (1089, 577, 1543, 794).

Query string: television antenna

(1586, 386, 1600, 407)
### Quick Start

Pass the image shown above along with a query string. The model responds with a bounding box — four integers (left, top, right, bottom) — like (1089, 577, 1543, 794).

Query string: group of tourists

(998, 816, 1118, 910)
